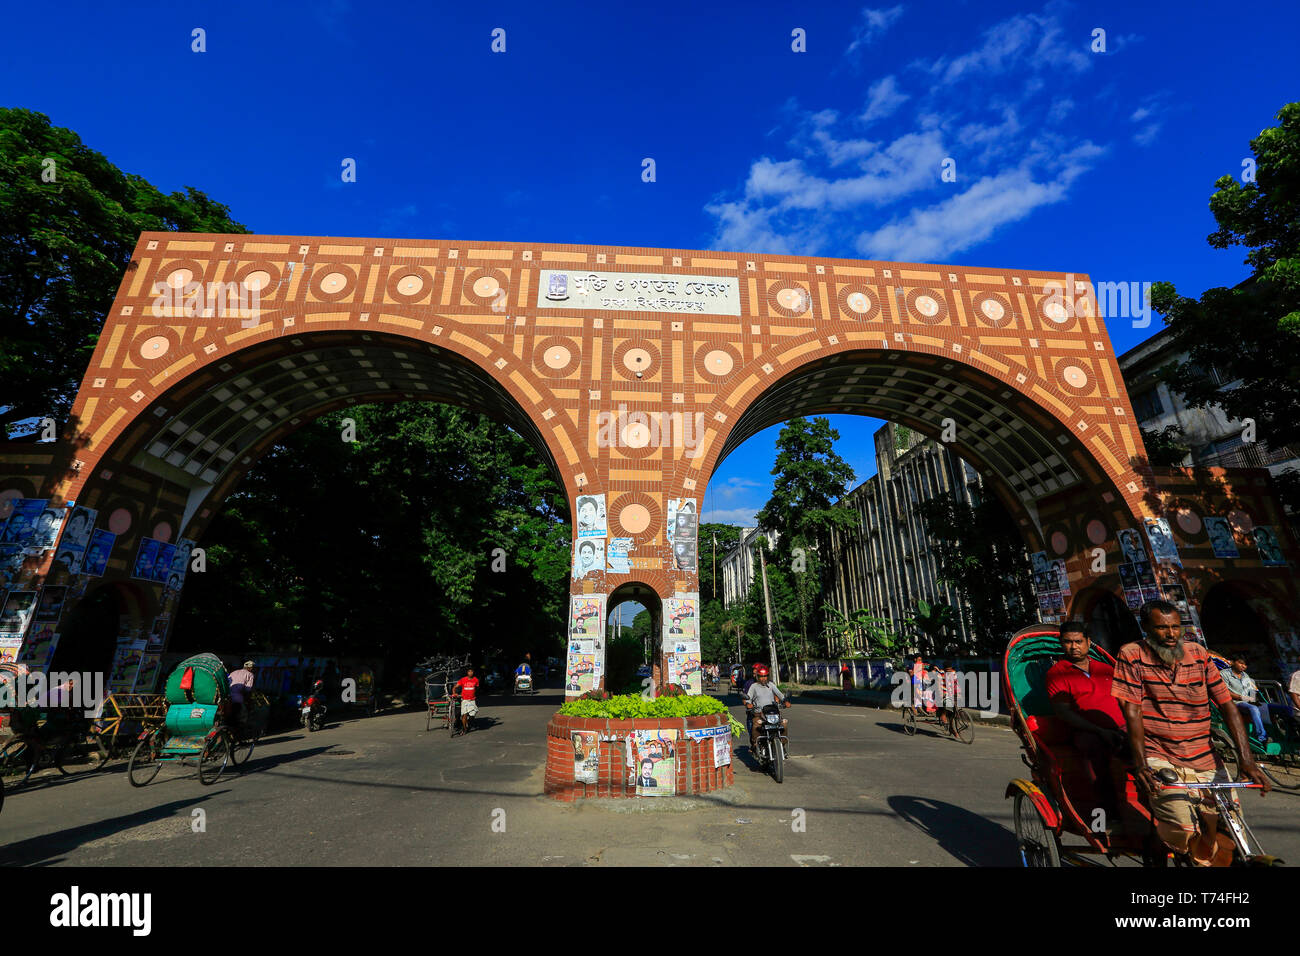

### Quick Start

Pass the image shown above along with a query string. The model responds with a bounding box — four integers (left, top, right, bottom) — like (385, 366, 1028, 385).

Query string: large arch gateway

(2, 233, 1297, 692)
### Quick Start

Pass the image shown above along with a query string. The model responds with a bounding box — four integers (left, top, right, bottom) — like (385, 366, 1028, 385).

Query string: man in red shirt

(1045, 622, 1126, 817)
(1113, 601, 1268, 865)
(452, 667, 480, 737)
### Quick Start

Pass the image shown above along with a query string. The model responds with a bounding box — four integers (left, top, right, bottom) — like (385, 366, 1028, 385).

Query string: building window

(1131, 388, 1165, 421)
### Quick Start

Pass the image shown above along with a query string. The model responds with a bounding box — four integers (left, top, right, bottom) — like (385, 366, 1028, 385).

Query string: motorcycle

(513, 672, 534, 695)
(751, 702, 790, 783)
(301, 679, 327, 732)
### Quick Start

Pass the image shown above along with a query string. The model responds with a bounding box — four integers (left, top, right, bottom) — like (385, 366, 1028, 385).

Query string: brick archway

(3, 232, 1297, 695)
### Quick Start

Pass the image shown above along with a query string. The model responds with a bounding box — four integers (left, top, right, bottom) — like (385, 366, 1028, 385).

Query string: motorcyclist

(744, 665, 791, 752)
(514, 658, 532, 692)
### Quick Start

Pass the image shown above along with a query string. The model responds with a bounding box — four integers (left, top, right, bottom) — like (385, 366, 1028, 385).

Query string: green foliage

(559, 693, 730, 719)
(0, 108, 248, 438)
(1152, 102, 1300, 451)
(1140, 424, 1191, 466)
(699, 522, 742, 605)
(916, 495, 1035, 655)
(176, 403, 572, 671)
(822, 603, 903, 658)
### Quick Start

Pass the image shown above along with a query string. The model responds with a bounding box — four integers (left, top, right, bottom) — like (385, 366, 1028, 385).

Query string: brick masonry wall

(545, 711, 734, 801)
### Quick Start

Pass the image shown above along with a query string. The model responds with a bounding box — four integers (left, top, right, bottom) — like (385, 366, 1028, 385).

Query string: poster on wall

(152, 544, 177, 584)
(0, 590, 37, 634)
(666, 498, 696, 546)
(569, 596, 602, 637)
(1203, 516, 1239, 559)
(1123, 589, 1143, 610)
(18, 624, 58, 670)
(1254, 526, 1287, 567)
(1030, 551, 1051, 576)
(1140, 586, 1164, 605)
(565, 638, 598, 696)
(108, 641, 146, 693)
(0, 635, 23, 664)
(81, 529, 115, 577)
(571, 730, 599, 784)
(58, 506, 97, 553)
(0, 499, 48, 549)
(1133, 560, 1157, 588)
(147, 615, 170, 653)
(1143, 517, 1181, 566)
(34, 586, 67, 623)
(607, 538, 631, 574)
(575, 494, 607, 539)
(632, 728, 676, 796)
(1118, 564, 1138, 590)
(668, 649, 703, 695)
(685, 724, 732, 768)
(572, 538, 605, 580)
(663, 595, 697, 640)
(1051, 559, 1070, 595)
(1118, 528, 1145, 564)
(24, 507, 65, 555)
(669, 499, 698, 571)
(0, 545, 24, 587)
(133, 654, 162, 694)
(132, 538, 161, 580)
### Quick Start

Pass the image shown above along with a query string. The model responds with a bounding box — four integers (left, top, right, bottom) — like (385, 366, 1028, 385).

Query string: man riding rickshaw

(1004, 602, 1277, 867)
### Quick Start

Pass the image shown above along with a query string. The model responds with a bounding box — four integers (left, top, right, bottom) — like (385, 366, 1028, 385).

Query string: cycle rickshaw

(900, 668, 975, 744)
(127, 653, 267, 787)
(1002, 625, 1277, 867)
(0, 663, 106, 783)
(1206, 651, 1300, 792)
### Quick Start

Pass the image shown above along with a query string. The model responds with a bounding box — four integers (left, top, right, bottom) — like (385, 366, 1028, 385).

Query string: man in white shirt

(1221, 657, 1268, 743)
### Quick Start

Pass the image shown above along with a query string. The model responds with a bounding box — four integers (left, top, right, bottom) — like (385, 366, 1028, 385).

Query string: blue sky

(4, 0, 1297, 537)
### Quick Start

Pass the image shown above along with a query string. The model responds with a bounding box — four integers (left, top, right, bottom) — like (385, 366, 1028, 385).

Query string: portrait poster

(1203, 516, 1239, 559)
(1032, 571, 1053, 593)
(133, 654, 162, 694)
(18, 625, 58, 671)
(58, 506, 97, 554)
(108, 642, 146, 694)
(1118, 563, 1138, 590)
(663, 595, 698, 644)
(1140, 586, 1164, 604)
(0, 635, 22, 665)
(81, 529, 115, 577)
(1123, 589, 1143, 610)
(572, 538, 605, 579)
(565, 638, 598, 696)
(1254, 526, 1287, 567)
(1133, 560, 1157, 588)
(52, 546, 83, 577)
(0, 590, 37, 634)
(0, 498, 48, 549)
(152, 544, 177, 583)
(1118, 528, 1145, 564)
(0, 544, 24, 587)
(575, 494, 607, 539)
(666, 498, 697, 545)
(1051, 559, 1070, 595)
(1037, 591, 1056, 611)
(633, 728, 676, 796)
(670, 499, 698, 571)
(670, 651, 702, 695)
(33, 586, 67, 622)
(571, 730, 599, 784)
(607, 537, 631, 574)
(1143, 517, 1181, 566)
(569, 595, 603, 637)
(132, 537, 161, 580)
(172, 538, 194, 578)
(147, 615, 170, 653)
(24, 507, 65, 555)
(1029, 551, 1050, 576)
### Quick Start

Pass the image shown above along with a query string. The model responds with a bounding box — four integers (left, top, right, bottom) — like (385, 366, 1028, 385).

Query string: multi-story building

(1118, 326, 1299, 481)
(720, 526, 779, 610)
(824, 422, 986, 651)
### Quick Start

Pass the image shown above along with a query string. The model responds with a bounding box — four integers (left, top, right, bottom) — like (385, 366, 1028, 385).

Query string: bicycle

(0, 710, 108, 785)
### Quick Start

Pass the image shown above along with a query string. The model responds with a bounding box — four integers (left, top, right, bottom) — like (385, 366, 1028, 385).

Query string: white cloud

(918, 7, 1090, 84)
(702, 506, 762, 526)
(846, 6, 905, 56)
(861, 75, 909, 124)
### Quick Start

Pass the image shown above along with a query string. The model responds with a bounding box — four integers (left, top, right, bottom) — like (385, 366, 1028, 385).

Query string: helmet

(754, 665, 769, 677)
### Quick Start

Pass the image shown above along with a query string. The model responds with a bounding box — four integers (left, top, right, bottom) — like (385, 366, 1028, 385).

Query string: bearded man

(1112, 600, 1269, 866)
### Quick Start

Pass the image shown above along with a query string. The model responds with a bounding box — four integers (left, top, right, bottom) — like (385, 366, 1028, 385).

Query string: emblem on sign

(546, 273, 569, 301)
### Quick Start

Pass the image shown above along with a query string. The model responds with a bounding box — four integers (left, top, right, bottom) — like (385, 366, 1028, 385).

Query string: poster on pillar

(575, 494, 607, 539)
(572, 538, 605, 579)
(18, 624, 58, 670)
(1203, 516, 1239, 559)
(81, 529, 115, 577)
(633, 728, 676, 796)
(1118, 529, 1145, 564)
(607, 537, 631, 574)
(1142, 517, 1181, 567)
(1254, 526, 1287, 566)
(0, 635, 22, 664)
(132, 538, 162, 580)
(109, 642, 146, 694)
(0, 590, 37, 634)
(1, 499, 48, 550)
(571, 730, 599, 784)
(668, 498, 698, 571)
(565, 639, 599, 696)
(24, 507, 64, 556)
(152, 544, 177, 584)
(0, 545, 23, 587)
(662, 595, 701, 694)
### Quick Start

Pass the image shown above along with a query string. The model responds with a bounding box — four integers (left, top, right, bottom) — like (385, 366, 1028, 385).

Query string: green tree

(0, 108, 248, 438)
(1140, 424, 1191, 467)
(1151, 102, 1300, 455)
(756, 417, 857, 652)
(904, 598, 958, 657)
(917, 494, 1035, 654)
(698, 522, 742, 605)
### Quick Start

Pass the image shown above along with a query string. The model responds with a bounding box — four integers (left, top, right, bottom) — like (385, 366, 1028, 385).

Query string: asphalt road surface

(3, 686, 1296, 866)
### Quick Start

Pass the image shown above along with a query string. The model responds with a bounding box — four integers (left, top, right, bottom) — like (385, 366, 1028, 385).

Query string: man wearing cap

(228, 660, 256, 728)
(744, 664, 791, 752)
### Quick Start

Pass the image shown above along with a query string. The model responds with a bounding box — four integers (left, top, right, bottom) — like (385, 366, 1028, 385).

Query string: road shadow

(888, 794, 1019, 866)
(0, 793, 229, 866)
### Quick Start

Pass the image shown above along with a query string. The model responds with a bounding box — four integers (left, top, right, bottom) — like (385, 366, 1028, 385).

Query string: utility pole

(757, 538, 780, 683)
(711, 531, 718, 602)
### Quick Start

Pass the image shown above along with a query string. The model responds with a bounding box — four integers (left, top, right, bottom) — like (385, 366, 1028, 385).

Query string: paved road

(3, 687, 1296, 866)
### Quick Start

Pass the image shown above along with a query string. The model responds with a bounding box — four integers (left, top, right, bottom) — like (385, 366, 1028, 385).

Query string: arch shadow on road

(887, 794, 1019, 866)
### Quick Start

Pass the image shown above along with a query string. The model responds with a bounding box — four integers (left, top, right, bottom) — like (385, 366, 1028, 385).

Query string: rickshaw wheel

(199, 731, 231, 785)
(231, 732, 258, 767)
(952, 708, 974, 745)
(1260, 762, 1300, 792)
(127, 733, 163, 787)
(1013, 792, 1061, 867)
(89, 728, 112, 771)
(0, 739, 31, 777)
(902, 707, 916, 736)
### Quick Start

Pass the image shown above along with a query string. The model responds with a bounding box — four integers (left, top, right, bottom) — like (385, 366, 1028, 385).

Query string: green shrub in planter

(558, 693, 730, 720)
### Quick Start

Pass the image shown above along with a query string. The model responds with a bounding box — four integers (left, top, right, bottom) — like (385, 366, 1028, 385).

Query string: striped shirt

(1111, 640, 1230, 771)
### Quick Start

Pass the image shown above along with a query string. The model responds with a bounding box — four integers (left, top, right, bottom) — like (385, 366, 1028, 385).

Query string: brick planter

(545, 711, 735, 801)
